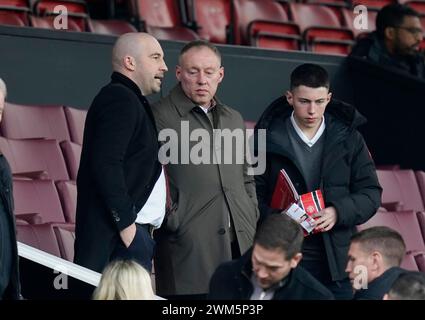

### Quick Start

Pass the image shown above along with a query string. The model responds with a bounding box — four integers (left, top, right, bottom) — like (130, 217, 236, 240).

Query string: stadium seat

(29, 14, 85, 31)
(417, 211, 425, 245)
(33, 0, 89, 31)
(289, 3, 354, 54)
(16, 223, 62, 257)
(33, 0, 88, 15)
(186, 0, 233, 44)
(232, 0, 300, 50)
(341, 8, 377, 38)
(0, 0, 30, 25)
(60, 140, 81, 181)
(1, 102, 70, 141)
(401, 252, 420, 271)
(358, 210, 425, 253)
(145, 25, 199, 41)
(53, 223, 75, 261)
(1, 137, 70, 181)
(415, 252, 425, 271)
(0, 10, 28, 26)
(64, 106, 86, 145)
(87, 19, 137, 35)
(13, 179, 67, 223)
(128, 0, 198, 41)
(55, 180, 77, 223)
(416, 171, 425, 209)
(250, 20, 301, 51)
(304, 0, 349, 24)
(377, 169, 425, 212)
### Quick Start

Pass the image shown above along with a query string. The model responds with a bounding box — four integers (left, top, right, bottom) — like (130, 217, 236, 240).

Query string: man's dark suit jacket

(74, 72, 161, 273)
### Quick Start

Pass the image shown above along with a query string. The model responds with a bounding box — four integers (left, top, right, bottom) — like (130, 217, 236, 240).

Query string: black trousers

(110, 224, 155, 272)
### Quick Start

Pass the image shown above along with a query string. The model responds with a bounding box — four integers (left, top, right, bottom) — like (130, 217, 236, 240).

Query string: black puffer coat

(254, 97, 382, 281)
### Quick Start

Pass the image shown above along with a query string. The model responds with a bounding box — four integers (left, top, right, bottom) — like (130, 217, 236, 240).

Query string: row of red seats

(0, 102, 85, 261)
(356, 168, 425, 272)
(125, 0, 425, 54)
(358, 210, 425, 272)
(1, 0, 424, 55)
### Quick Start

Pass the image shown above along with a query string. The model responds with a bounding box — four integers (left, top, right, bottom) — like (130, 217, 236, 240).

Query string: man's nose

(197, 72, 207, 84)
(307, 104, 316, 114)
(256, 267, 268, 279)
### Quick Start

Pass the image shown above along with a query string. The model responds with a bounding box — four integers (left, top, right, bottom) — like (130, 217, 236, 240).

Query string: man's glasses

(395, 26, 424, 36)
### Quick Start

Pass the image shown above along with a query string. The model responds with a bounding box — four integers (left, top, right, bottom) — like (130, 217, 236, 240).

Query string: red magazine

(270, 169, 299, 210)
(270, 169, 325, 235)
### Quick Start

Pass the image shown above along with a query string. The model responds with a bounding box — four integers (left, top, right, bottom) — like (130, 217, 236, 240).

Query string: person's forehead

(181, 47, 220, 65)
(292, 85, 329, 97)
(253, 244, 287, 263)
(401, 15, 422, 27)
(349, 242, 367, 256)
(141, 37, 163, 55)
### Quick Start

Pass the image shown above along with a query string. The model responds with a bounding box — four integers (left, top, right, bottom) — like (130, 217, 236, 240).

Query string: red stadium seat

(64, 106, 86, 145)
(233, 0, 293, 46)
(401, 252, 420, 271)
(358, 210, 425, 253)
(341, 8, 377, 38)
(377, 169, 425, 212)
(30, 14, 85, 31)
(16, 223, 62, 257)
(1, 137, 70, 181)
(0, 10, 28, 26)
(53, 223, 75, 261)
(60, 141, 81, 181)
(128, 0, 198, 41)
(13, 179, 67, 224)
(289, 3, 354, 54)
(1, 102, 70, 141)
(87, 19, 137, 35)
(55, 180, 77, 223)
(186, 0, 233, 44)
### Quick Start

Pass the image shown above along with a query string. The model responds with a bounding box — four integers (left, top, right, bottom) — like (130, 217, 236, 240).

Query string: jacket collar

(111, 72, 144, 100)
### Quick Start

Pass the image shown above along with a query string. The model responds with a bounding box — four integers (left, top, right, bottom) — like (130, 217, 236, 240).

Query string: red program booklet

(270, 169, 325, 235)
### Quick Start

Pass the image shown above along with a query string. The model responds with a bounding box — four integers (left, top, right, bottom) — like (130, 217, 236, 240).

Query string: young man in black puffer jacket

(254, 63, 382, 299)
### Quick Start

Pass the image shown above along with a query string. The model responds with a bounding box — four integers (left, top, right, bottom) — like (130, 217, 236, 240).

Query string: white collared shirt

(135, 167, 166, 228)
(290, 112, 326, 147)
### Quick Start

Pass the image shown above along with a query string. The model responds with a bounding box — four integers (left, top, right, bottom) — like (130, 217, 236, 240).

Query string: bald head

(112, 33, 155, 71)
(0, 77, 6, 98)
(111, 32, 168, 96)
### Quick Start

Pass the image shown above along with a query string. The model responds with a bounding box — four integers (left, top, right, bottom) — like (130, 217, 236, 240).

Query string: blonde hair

(93, 260, 155, 300)
(0, 77, 6, 98)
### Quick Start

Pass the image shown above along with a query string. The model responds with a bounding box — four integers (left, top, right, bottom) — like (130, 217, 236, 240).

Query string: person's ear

(371, 251, 383, 272)
(290, 253, 303, 269)
(124, 55, 136, 71)
(385, 26, 396, 41)
(217, 66, 224, 83)
(285, 91, 293, 106)
(327, 91, 332, 102)
(176, 65, 182, 82)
